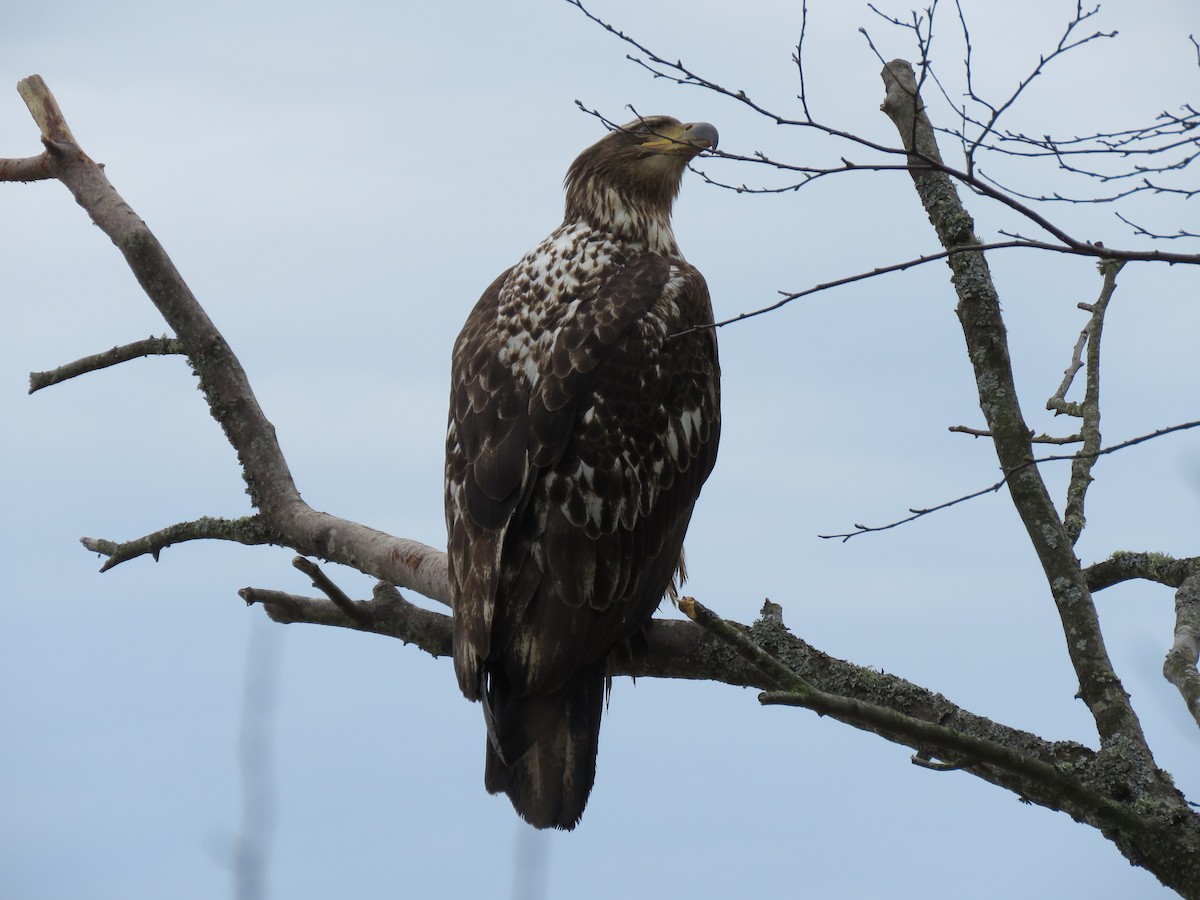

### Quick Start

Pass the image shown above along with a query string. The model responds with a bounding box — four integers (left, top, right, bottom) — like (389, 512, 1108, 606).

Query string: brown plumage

(445, 115, 721, 829)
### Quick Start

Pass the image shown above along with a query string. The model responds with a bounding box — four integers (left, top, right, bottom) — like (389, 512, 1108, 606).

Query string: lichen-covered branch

(685, 596, 1200, 897)
(1056, 260, 1125, 542)
(248, 587, 1096, 774)
(879, 59, 1200, 895)
(1165, 572, 1200, 729)
(81, 516, 277, 571)
(29, 335, 185, 393)
(879, 58, 1147, 759)
(1085, 551, 1198, 592)
(681, 598, 1114, 807)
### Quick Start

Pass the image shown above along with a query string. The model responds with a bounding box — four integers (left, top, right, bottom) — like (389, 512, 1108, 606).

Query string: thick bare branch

(0, 152, 53, 182)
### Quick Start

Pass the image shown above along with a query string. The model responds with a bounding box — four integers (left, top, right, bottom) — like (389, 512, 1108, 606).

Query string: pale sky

(2, 1, 1198, 898)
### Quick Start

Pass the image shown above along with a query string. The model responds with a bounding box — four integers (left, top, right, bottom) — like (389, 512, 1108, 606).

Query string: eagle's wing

(446, 266, 519, 697)
(446, 253, 719, 700)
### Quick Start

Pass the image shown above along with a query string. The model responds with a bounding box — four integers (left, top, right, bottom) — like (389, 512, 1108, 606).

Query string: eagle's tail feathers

(483, 664, 605, 831)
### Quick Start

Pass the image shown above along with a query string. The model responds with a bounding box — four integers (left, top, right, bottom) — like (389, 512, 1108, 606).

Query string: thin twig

(570, 1, 1200, 266)
(821, 419, 1200, 541)
(949, 425, 1083, 445)
(681, 234, 1185, 337)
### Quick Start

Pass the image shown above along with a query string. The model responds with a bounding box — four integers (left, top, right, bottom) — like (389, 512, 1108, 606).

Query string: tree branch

(569, 1, 1200, 271)
(16, 74, 300, 519)
(677, 597, 1183, 868)
(13, 74, 451, 605)
(879, 58, 1148, 758)
(819, 420, 1200, 541)
(12, 55, 1200, 893)
(291, 556, 372, 627)
(243, 582, 453, 655)
(29, 335, 186, 393)
(1165, 571, 1200, 729)
(0, 152, 53, 182)
(81, 515, 276, 571)
(1085, 552, 1198, 592)
(1058, 260, 1124, 542)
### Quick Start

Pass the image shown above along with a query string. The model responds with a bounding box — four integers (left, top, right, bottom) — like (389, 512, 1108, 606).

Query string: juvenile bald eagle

(445, 115, 721, 830)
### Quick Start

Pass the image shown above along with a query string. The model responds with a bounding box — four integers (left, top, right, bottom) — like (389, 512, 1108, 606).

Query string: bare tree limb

(879, 57, 1147, 757)
(1165, 572, 1200, 729)
(291, 556, 372, 626)
(29, 335, 186, 393)
(1060, 259, 1124, 542)
(1085, 552, 1198, 592)
(953, 0, 1118, 176)
(12, 74, 451, 605)
(243, 582, 453, 654)
(81, 516, 276, 572)
(0, 152, 53, 182)
(950, 424, 1082, 444)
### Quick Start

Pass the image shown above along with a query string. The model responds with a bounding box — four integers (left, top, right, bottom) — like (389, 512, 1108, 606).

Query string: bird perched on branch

(445, 115, 721, 830)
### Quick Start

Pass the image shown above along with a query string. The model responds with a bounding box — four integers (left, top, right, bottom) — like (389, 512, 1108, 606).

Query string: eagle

(445, 115, 721, 830)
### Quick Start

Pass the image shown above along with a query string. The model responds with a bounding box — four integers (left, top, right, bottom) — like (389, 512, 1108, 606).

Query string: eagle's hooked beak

(639, 121, 719, 156)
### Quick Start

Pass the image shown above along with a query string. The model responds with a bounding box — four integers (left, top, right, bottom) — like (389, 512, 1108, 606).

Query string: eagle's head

(564, 115, 718, 252)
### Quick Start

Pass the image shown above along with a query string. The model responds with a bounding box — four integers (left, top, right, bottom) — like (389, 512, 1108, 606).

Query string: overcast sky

(3, 1, 1198, 898)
